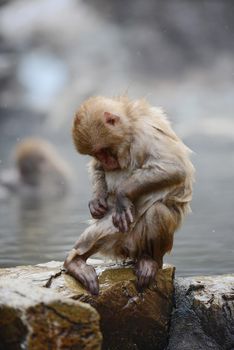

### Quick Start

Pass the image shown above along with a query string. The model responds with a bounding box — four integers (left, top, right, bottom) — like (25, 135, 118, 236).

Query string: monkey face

(93, 148, 120, 171)
(73, 115, 121, 170)
(72, 97, 130, 170)
(17, 153, 46, 185)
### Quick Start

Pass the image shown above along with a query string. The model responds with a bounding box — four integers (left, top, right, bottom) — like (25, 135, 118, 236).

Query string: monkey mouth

(94, 148, 120, 171)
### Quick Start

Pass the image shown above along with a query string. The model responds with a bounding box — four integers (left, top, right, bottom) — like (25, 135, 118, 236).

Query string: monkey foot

(64, 256, 99, 295)
(135, 256, 159, 291)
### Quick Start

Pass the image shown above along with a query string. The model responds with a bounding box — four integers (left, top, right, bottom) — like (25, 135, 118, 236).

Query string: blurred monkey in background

(0, 138, 72, 199)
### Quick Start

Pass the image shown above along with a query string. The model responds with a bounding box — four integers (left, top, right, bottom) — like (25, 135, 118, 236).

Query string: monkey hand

(112, 192, 135, 232)
(89, 195, 108, 219)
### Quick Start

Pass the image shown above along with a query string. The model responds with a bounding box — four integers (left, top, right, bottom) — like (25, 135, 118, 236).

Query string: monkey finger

(117, 218, 124, 233)
(125, 208, 134, 224)
(89, 203, 98, 215)
(90, 204, 105, 218)
(90, 208, 104, 219)
(92, 212, 105, 219)
(117, 215, 124, 233)
(120, 213, 129, 232)
(89, 200, 103, 213)
(95, 207, 106, 216)
(112, 213, 120, 229)
(112, 218, 116, 227)
(95, 201, 107, 212)
(112, 213, 117, 227)
(92, 203, 106, 215)
(98, 198, 108, 210)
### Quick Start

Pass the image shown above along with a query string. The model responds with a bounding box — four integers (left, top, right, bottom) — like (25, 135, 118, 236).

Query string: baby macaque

(0, 138, 71, 198)
(64, 95, 194, 295)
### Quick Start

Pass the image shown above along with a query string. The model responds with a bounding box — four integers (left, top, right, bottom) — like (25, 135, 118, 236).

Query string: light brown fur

(1, 138, 71, 198)
(65, 95, 194, 294)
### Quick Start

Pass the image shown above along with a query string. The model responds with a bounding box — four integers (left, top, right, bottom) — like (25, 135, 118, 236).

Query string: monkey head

(15, 140, 49, 186)
(72, 96, 133, 171)
(14, 138, 69, 187)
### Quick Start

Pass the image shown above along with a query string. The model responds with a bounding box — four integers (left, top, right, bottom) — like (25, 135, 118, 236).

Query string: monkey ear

(74, 113, 81, 127)
(104, 112, 120, 126)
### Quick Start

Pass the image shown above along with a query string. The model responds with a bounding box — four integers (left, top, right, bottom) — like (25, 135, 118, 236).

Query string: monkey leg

(125, 201, 181, 291)
(64, 202, 181, 293)
(64, 214, 121, 295)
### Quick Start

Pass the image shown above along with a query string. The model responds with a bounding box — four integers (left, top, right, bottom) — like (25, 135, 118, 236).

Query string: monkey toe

(137, 270, 154, 291)
(88, 278, 99, 296)
(64, 257, 99, 295)
(83, 264, 99, 295)
(135, 257, 159, 291)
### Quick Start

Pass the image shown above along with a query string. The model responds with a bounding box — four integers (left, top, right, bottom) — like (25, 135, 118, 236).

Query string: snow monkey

(0, 138, 71, 198)
(64, 95, 194, 295)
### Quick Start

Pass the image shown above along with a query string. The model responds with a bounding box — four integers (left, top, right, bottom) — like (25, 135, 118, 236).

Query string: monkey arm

(118, 161, 186, 202)
(112, 160, 186, 232)
(88, 160, 108, 219)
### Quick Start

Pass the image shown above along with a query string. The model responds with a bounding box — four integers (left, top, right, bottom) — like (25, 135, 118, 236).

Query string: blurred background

(0, 0, 233, 275)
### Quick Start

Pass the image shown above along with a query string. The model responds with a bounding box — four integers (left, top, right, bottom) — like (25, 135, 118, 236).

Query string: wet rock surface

(0, 261, 233, 350)
(0, 260, 175, 350)
(75, 263, 175, 350)
(167, 275, 234, 350)
(0, 262, 102, 350)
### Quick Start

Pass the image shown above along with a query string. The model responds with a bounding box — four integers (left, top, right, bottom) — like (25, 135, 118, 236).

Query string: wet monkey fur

(64, 96, 194, 295)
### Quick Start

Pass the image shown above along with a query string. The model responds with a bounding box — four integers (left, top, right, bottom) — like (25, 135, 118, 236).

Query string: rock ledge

(0, 260, 174, 350)
(0, 261, 233, 350)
